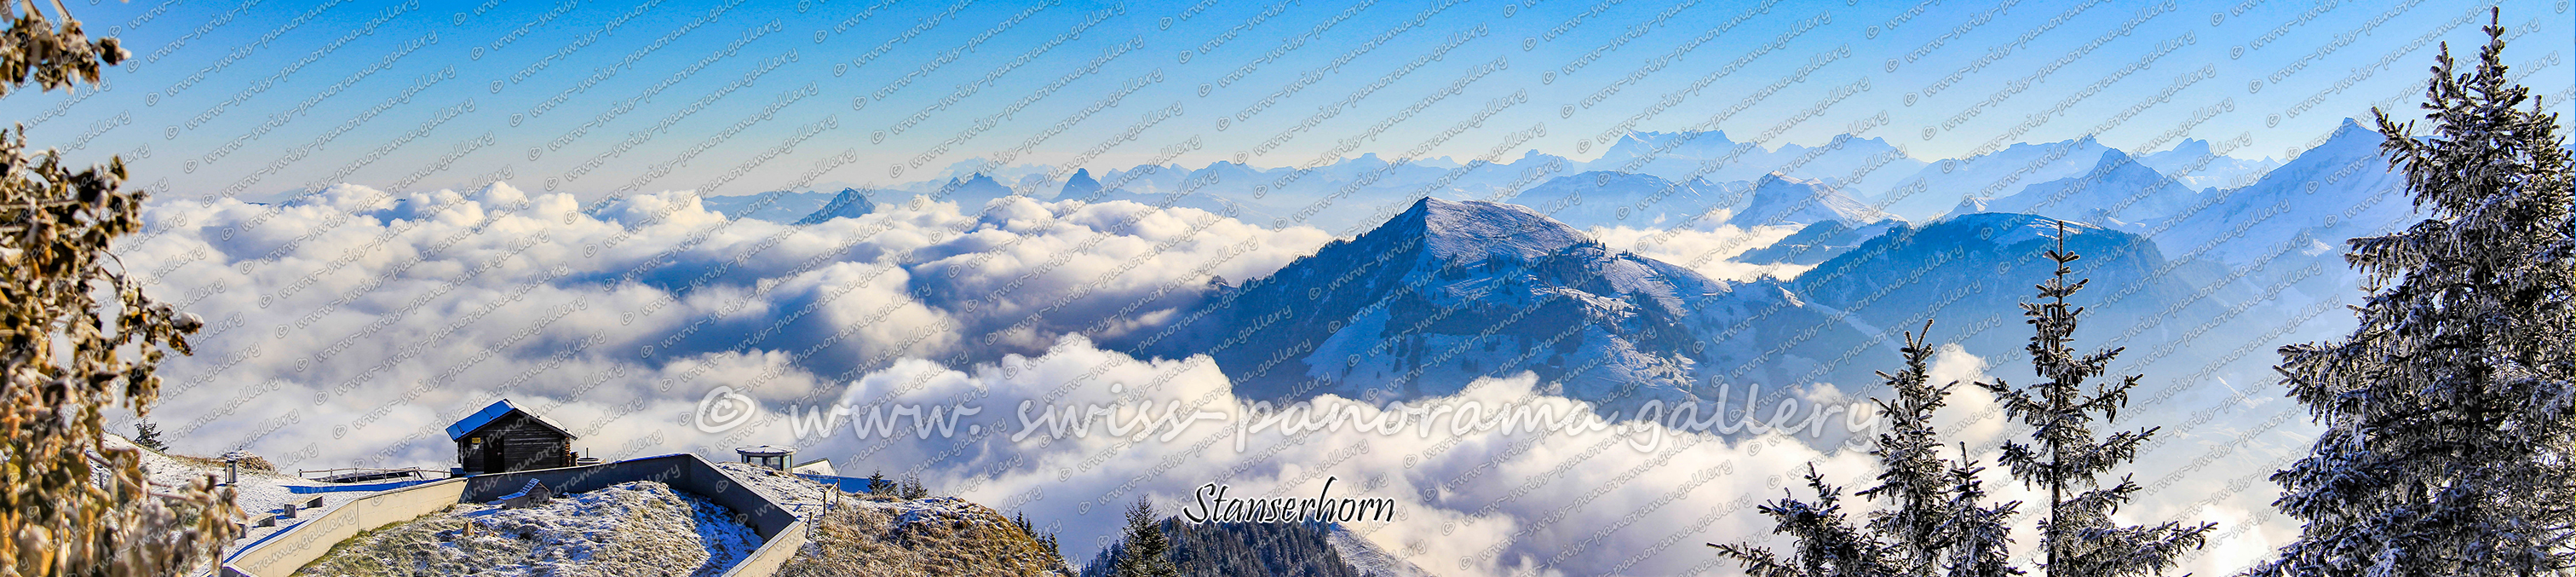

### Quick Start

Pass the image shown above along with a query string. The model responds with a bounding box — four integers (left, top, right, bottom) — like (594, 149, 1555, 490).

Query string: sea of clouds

(119, 182, 2300, 576)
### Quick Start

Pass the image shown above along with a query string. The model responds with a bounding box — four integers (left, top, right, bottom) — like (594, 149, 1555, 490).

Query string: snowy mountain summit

(1953, 148, 2194, 227)
(1060, 168, 1104, 198)
(793, 188, 877, 225)
(1146, 197, 1877, 411)
(1728, 173, 1893, 228)
(1394, 197, 1596, 264)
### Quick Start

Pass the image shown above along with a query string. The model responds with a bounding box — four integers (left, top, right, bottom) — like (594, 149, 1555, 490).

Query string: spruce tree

(1857, 322, 2018, 576)
(1714, 322, 2017, 577)
(1855, 322, 1955, 573)
(1977, 222, 2211, 577)
(1939, 443, 2021, 577)
(2251, 11, 2576, 577)
(1112, 498, 1181, 577)
(132, 420, 166, 452)
(1714, 464, 1901, 577)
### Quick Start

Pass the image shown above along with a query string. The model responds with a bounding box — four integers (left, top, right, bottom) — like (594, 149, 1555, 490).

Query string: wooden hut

(446, 400, 576, 475)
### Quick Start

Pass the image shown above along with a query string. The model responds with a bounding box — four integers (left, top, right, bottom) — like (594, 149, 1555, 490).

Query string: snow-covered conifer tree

(1857, 322, 2017, 576)
(1979, 222, 2212, 577)
(1714, 464, 1901, 577)
(1716, 323, 2018, 577)
(2251, 11, 2576, 577)
(1112, 498, 1182, 577)
(1939, 445, 2020, 577)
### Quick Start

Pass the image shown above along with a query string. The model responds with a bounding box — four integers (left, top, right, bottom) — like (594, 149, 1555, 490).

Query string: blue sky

(48, 3, 2572, 571)
(12, 0, 2569, 201)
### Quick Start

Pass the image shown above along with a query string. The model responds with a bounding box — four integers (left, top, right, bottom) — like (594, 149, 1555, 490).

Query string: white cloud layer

(1589, 223, 1810, 282)
(117, 182, 2297, 577)
(124, 181, 1328, 462)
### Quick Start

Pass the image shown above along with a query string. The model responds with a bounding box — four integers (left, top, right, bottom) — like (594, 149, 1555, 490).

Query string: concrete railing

(723, 520, 805, 577)
(221, 453, 806, 577)
(220, 477, 469, 577)
(456, 453, 802, 541)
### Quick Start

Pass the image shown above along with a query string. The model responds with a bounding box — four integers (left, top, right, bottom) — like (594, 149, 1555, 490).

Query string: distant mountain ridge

(794, 188, 877, 225)
(2136, 137, 2280, 189)
(698, 189, 846, 222)
(1953, 149, 2195, 227)
(1134, 197, 1880, 410)
(2147, 118, 2410, 266)
(1795, 212, 2222, 367)
(674, 123, 2394, 419)
(1869, 136, 2117, 222)
(699, 130, 2275, 234)
(1583, 130, 1929, 188)
(1505, 170, 1735, 229)
(1735, 219, 1905, 266)
(1729, 173, 1893, 228)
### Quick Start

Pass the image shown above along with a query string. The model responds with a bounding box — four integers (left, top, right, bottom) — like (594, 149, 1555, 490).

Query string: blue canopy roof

(446, 400, 574, 441)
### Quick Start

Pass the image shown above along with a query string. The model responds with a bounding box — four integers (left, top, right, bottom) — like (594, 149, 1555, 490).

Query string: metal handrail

(295, 467, 440, 481)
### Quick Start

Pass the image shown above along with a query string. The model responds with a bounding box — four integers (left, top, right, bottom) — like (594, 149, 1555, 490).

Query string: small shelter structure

(446, 400, 576, 475)
(736, 446, 793, 470)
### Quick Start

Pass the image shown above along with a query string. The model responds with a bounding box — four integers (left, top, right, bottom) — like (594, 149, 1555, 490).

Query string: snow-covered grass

(707, 463, 1071, 576)
(108, 434, 391, 557)
(779, 498, 1072, 577)
(291, 480, 759, 577)
(714, 462, 833, 509)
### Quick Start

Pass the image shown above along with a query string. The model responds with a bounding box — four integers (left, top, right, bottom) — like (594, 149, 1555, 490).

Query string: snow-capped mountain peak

(1728, 172, 1892, 228)
(1142, 196, 1881, 411)
(1385, 196, 1594, 264)
(1951, 148, 2192, 226)
(1061, 168, 1103, 198)
(793, 188, 877, 225)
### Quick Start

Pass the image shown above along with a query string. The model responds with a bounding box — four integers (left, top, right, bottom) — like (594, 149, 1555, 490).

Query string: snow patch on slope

(1328, 525, 1439, 577)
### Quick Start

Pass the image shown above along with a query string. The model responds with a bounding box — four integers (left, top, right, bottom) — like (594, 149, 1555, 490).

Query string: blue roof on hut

(446, 400, 575, 441)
